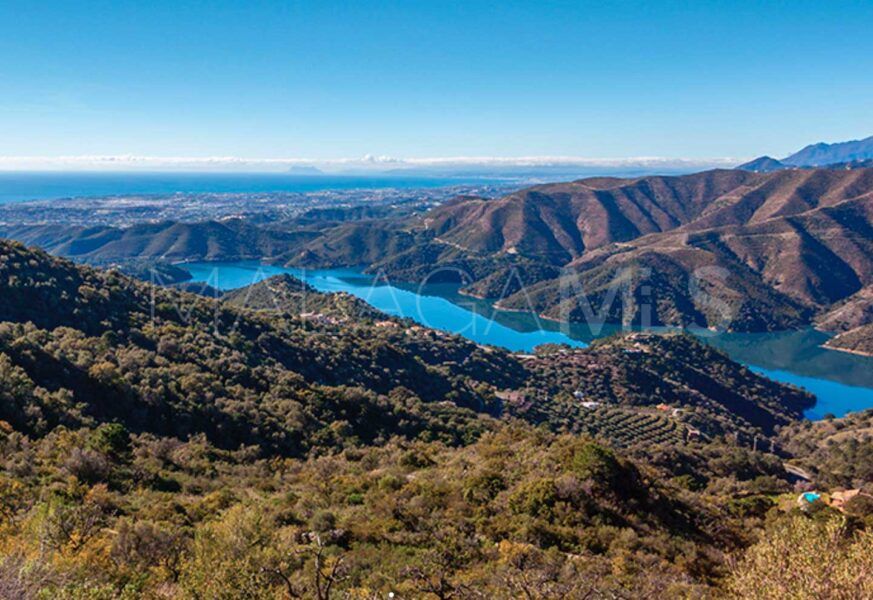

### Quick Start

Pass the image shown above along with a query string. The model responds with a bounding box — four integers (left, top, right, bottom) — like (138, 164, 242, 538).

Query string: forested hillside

(779, 409, 873, 488)
(0, 240, 812, 450)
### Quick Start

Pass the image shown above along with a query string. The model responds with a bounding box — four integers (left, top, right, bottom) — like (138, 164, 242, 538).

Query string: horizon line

(0, 154, 745, 173)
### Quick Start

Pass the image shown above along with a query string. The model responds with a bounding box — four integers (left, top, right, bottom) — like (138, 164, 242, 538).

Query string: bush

(309, 510, 337, 533)
(844, 494, 873, 518)
(728, 515, 873, 599)
(569, 442, 621, 483)
(111, 520, 187, 579)
(63, 448, 111, 484)
(509, 479, 559, 518)
(462, 472, 506, 505)
(88, 423, 131, 457)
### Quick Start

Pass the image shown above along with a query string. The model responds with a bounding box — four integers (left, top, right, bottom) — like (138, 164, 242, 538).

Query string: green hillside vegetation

(1, 413, 870, 598)
(0, 240, 812, 452)
(0, 240, 524, 455)
(0, 239, 870, 597)
(521, 335, 813, 440)
(221, 273, 385, 320)
(779, 409, 873, 489)
(0, 424, 775, 597)
(726, 515, 873, 599)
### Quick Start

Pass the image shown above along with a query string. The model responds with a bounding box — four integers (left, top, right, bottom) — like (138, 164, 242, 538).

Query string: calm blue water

(0, 172, 486, 204)
(184, 262, 585, 352)
(181, 261, 873, 419)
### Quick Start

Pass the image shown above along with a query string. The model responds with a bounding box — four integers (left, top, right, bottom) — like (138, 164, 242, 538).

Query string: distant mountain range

(0, 219, 320, 264)
(286, 165, 324, 175)
(784, 135, 873, 166)
(738, 135, 873, 172)
(3, 152, 873, 338)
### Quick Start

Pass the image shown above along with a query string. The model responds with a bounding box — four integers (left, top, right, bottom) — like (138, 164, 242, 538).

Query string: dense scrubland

(1, 239, 872, 598)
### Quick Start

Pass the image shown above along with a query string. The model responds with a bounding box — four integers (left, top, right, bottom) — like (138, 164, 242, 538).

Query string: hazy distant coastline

(0, 172, 492, 205)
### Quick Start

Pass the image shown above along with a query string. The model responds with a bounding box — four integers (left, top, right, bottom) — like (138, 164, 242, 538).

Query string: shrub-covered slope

(0, 238, 868, 598)
(0, 240, 814, 453)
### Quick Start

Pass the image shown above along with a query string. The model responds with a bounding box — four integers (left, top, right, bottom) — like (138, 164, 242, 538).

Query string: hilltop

(736, 155, 788, 172)
(221, 273, 385, 320)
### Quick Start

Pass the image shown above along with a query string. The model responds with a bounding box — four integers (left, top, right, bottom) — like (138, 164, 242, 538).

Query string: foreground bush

(728, 515, 873, 599)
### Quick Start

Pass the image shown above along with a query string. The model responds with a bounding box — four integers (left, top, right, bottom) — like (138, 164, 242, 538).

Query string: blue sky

(1, 0, 872, 166)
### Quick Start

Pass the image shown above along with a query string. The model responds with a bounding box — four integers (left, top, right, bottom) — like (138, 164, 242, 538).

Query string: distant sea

(0, 172, 493, 204)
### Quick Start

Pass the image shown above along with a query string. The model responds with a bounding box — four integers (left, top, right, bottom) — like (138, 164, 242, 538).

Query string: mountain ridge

(374, 168, 873, 332)
(783, 135, 873, 166)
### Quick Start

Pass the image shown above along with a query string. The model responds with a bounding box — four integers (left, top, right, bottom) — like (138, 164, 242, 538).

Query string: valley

(2, 156, 873, 599)
(1, 238, 871, 596)
(3, 2, 873, 594)
(179, 260, 873, 418)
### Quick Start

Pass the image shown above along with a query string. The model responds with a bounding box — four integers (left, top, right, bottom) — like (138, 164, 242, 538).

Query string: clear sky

(1, 0, 872, 164)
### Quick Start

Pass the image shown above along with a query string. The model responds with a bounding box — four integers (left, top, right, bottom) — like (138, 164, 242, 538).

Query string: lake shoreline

(821, 343, 873, 358)
(178, 261, 873, 420)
